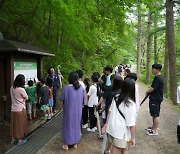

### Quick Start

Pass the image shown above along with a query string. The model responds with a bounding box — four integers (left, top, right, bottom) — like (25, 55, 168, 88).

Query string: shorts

(108, 134, 127, 148)
(49, 98, 54, 107)
(149, 101, 161, 117)
(40, 105, 49, 111)
(27, 101, 36, 114)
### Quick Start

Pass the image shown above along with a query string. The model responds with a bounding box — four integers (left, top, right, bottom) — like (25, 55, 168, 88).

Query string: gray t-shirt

(39, 86, 49, 105)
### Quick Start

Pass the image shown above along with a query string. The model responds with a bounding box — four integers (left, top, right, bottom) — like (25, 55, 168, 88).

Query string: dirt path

(38, 82, 180, 154)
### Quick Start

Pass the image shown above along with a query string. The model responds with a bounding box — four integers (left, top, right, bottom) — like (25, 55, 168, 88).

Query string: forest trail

(38, 82, 180, 154)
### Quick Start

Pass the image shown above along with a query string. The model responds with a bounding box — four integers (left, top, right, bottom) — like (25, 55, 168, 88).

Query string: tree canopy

(0, 0, 179, 102)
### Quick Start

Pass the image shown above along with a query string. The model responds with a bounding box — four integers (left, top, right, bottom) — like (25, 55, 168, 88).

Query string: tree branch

(105, 48, 118, 58)
(150, 26, 166, 36)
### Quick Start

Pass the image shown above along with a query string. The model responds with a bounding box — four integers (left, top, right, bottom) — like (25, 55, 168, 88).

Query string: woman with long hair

(103, 78, 136, 154)
(82, 77, 90, 129)
(10, 74, 28, 145)
(60, 71, 84, 150)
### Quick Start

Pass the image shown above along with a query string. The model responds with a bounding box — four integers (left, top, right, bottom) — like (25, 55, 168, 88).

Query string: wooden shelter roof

(0, 39, 55, 56)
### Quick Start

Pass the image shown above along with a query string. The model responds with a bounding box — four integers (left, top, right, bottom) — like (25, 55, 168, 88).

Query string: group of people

(114, 64, 131, 76)
(10, 67, 62, 145)
(9, 63, 166, 153)
(60, 64, 165, 153)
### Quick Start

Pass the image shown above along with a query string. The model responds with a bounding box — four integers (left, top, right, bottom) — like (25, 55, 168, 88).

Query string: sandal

(62, 145, 68, 151)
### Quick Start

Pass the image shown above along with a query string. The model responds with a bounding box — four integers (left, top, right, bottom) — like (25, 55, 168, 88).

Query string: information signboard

(14, 61, 37, 84)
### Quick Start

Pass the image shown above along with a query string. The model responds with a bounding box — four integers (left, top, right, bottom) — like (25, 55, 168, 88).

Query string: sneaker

(145, 127, 159, 131)
(87, 128, 95, 132)
(51, 113, 54, 117)
(41, 115, 48, 120)
(18, 139, 27, 146)
(98, 134, 103, 139)
(94, 127, 97, 131)
(47, 115, 51, 120)
(147, 129, 158, 136)
(10, 140, 18, 144)
(145, 127, 152, 131)
(82, 124, 88, 129)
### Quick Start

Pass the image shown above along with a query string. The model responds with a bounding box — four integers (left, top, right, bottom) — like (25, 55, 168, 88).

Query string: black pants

(82, 105, 88, 125)
(177, 125, 180, 144)
(53, 90, 58, 111)
(88, 107, 97, 129)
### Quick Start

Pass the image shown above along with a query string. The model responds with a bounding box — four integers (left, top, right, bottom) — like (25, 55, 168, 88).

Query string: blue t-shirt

(106, 74, 112, 86)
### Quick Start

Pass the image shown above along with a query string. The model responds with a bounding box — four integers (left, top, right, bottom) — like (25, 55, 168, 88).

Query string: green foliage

(0, 0, 179, 85)
(0, 0, 137, 78)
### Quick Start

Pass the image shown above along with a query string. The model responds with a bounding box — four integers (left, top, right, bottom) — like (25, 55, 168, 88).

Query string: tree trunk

(136, 3, 142, 81)
(154, 12, 158, 63)
(0, 0, 5, 10)
(146, 10, 152, 84)
(47, 7, 52, 40)
(166, 0, 177, 103)
(163, 32, 169, 94)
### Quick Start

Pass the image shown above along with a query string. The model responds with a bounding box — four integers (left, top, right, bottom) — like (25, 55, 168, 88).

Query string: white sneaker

(87, 128, 95, 132)
(94, 127, 97, 131)
(147, 129, 158, 136)
(51, 113, 54, 117)
(42, 115, 48, 120)
(47, 115, 51, 120)
(82, 124, 88, 129)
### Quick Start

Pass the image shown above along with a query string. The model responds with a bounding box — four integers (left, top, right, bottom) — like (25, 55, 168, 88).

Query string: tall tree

(163, 32, 169, 94)
(136, 2, 142, 81)
(153, 12, 158, 63)
(146, 10, 152, 84)
(166, 0, 177, 103)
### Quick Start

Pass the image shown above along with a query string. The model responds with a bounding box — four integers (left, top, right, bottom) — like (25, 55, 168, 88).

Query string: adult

(124, 68, 131, 78)
(47, 67, 60, 113)
(118, 65, 123, 76)
(103, 78, 136, 154)
(114, 65, 119, 75)
(10, 74, 28, 145)
(146, 64, 164, 135)
(60, 72, 84, 150)
(104, 66, 113, 86)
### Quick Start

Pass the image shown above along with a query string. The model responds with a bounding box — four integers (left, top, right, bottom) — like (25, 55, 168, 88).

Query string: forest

(0, 0, 179, 103)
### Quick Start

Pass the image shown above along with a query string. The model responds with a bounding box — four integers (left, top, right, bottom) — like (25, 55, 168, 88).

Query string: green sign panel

(14, 61, 38, 82)
(14, 62, 37, 70)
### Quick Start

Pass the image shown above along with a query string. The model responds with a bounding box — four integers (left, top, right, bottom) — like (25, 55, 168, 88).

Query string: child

(87, 74, 99, 132)
(46, 77, 54, 117)
(39, 78, 51, 120)
(99, 101, 106, 125)
(25, 80, 37, 120)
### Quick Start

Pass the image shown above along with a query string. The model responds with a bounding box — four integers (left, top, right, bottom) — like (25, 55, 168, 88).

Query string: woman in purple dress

(60, 71, 84, 150)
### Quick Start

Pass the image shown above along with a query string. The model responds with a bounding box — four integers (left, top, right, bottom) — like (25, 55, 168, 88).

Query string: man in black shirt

(146, 64, 164, 136)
